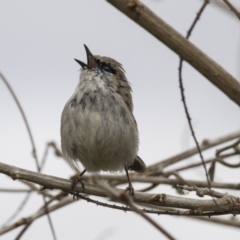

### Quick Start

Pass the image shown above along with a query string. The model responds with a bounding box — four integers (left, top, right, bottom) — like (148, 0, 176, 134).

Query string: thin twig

(0, 197, 74, 236)
(0, 188, 32, 193)
(0, 72, 57, 239)
(186, 0, 209, 39)
(2, 193, 31, 227)
(178, 0, 214, 201)
(41, 196, 57, 240)
(0, 181, 55, 228)
(40, 142, 63, 170)
(0, 72, 39, 171)
(15, 222, 33, 240)
(223, 0, 240, 20)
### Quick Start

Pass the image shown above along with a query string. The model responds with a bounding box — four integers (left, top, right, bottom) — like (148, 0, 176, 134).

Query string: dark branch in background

(106, 0, 240, 106)
(223, 0, 240, 20)
(178, 1, 213, 198)
(0, 72, 57, 240)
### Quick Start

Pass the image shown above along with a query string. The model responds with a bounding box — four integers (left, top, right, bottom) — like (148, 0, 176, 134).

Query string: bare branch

(106, 0, 240, 106)
(0, 162, 240, 213)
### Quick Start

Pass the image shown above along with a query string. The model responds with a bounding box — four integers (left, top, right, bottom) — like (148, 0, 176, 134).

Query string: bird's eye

(100, 63, 115, 74)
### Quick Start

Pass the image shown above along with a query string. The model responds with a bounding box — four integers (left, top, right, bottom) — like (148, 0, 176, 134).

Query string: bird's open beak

(74, 44, 97, 69)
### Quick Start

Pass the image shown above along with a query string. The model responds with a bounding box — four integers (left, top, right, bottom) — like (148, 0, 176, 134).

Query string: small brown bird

(61, 45, 146, 194)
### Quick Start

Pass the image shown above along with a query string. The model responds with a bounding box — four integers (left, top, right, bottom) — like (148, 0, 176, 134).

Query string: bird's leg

(124, 165, 134, 196)
(71, 169, 86, 200)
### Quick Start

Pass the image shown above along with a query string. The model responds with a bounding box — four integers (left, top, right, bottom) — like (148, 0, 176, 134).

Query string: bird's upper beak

(74, 44, 97, 69)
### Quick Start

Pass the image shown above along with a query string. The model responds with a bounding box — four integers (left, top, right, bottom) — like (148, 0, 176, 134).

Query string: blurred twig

(0, 72, 39, 171)
(0, 72, 56, 240)
(223, 0, 240, 20)
(2, 193, 31, 227)
(0, 196, 74, 236)
(193, 215, 240, 228)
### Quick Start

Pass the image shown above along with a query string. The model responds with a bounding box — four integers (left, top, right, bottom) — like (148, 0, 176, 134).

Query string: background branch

(106, 0, 240, 106)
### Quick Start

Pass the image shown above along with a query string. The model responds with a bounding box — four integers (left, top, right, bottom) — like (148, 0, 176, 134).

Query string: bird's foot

(71, 171, 86, 200)
(125, 183, 134, 196)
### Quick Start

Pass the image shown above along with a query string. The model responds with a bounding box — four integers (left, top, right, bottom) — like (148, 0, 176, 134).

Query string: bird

(60, 45, 146, 195)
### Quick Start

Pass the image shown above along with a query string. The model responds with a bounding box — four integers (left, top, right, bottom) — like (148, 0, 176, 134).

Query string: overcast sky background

(1, 0, 240, 239)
